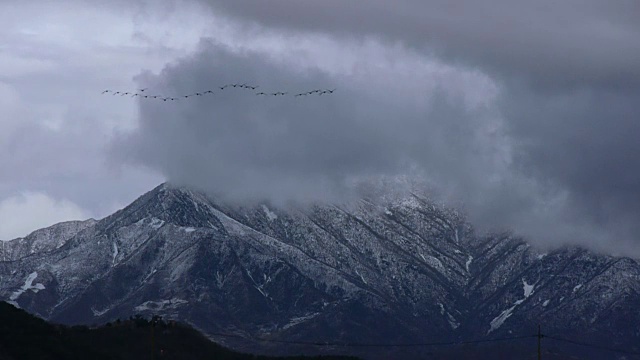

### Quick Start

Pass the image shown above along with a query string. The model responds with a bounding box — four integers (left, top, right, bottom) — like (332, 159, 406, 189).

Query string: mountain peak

(2, 184, 640, 359)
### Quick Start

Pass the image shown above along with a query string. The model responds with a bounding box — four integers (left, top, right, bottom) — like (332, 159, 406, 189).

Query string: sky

(1, 1, 639, 257)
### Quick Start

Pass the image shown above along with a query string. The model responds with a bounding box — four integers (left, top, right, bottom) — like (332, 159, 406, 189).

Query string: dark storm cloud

(197, 0, 640, 90)
(111, 39, 505, 207)
(114, 0, 640, 255)
(184, 0, 640, 254)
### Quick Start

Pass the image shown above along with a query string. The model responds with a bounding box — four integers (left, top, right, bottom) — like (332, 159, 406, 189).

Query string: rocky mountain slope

(1, 183, 639, 359)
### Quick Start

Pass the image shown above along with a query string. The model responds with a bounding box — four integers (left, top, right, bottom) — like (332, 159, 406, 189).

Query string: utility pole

(537, 324, 542, 360)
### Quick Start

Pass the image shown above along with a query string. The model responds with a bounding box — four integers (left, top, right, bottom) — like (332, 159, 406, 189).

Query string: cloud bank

(112, 1, 640, 256)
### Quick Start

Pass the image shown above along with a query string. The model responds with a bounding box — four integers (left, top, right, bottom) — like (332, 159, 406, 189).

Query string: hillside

(0, 301, 357, 360)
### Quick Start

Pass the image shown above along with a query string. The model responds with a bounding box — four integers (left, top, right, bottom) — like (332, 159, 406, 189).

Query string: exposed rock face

(1, 183, 639, 358)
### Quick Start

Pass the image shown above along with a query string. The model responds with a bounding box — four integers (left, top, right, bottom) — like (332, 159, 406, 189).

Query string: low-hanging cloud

(111, 40, 509, 206)
(111, 0, 640, 256)
(189, 0, 640, 255)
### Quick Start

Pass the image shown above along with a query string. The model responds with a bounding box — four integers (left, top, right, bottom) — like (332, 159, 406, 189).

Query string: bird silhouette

(100, 84, 335, 102)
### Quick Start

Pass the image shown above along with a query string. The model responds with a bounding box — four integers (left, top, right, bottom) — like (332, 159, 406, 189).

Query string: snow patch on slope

(134, 298, 188, 312)
(150, 218, 165, 229)
(488, 279, 535, 334)
(9, 272, 45, 306)
(112, 242, 119, 265)
(282, 312, 320, 330)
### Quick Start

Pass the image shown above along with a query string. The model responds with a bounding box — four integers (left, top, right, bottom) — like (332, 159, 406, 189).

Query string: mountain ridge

(1, 182, 639, 359)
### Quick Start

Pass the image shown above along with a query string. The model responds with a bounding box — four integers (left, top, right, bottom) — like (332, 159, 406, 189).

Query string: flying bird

(101, 90, 110, 94)
(139, 88, 148, 92)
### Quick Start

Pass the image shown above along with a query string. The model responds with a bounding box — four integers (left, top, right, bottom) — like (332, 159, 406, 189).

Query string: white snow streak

(134, 298, 188, 312)
(355, 269, 368, 285)
(488, 278, 535, 334)
(9, 272, 45, 304)
(466, 256, 473, 272)
(282, 312, 320, 330)
(112, 242, 119, 265)
(150, 218, 165, 230)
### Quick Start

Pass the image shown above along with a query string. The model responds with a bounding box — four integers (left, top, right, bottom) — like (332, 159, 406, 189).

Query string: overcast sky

(1, 1, 639, 257)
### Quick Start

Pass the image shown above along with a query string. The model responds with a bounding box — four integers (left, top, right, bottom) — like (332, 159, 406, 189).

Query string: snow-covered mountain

(1, 183, 639, 359)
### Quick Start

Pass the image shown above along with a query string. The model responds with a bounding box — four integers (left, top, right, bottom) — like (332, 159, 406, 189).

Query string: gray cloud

(196, 0, 640, 90)
(111, 40, 506, 205)
(0, 1, 178, 238)
(179, 0, 640, 255)
(110, 1, 640, 256)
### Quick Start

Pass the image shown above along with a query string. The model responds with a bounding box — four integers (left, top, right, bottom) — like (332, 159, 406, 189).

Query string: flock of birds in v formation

(101, 84, 336, 101)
